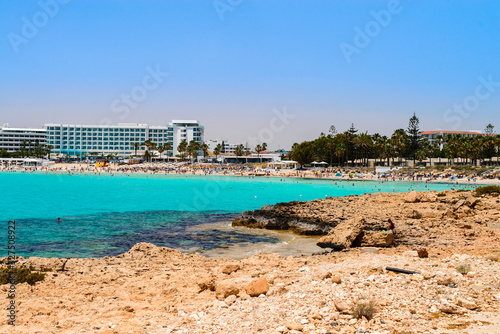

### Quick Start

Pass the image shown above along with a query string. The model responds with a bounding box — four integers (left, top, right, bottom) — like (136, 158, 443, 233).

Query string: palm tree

(200, 143, 209, 159)
(177, 140, 188, 160)
(46, 145, 54, 160)
(157, 146, 164, 160)
(213, 144, 221, 163)
(255, 144, 264, 162)
(163, 143, 172, 162)
(133, 142, 140, 157)
(234, 144, 244, 163)
(187, 140, 200, 163)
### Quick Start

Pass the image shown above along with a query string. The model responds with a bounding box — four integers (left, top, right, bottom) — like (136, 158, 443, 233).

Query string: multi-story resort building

(0, 124, 47, 152)
(205, 139, 250, 154)
(44, 120, 204, 157)
(419, 130, 484, 145)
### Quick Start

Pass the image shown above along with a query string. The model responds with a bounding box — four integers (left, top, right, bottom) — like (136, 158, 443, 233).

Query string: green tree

(187, 140, 200, 162)
(163, 143, 172, 161)
(133, 142, 140, 157)
(213, 143, 221, 163)
(407, 112, 422, 163)
(177, 140, 188, 160)
(234, 144, 244, 162)
(290, 141, 315, 167)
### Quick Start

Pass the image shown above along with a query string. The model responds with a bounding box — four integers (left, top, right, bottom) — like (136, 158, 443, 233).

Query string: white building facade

(44, 120, 204, 157)
(205, 139, 249, 154)
(170, 120, 204, 155)
(0, 124, 47, 152)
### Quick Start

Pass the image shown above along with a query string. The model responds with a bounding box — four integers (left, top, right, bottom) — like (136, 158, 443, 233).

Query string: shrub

(0, 266, 46, 285)
(475, 185, 500, 196)
(437, 192, 447, 197)
(455, 263, 471, 275)
(353, 299, 378, 320)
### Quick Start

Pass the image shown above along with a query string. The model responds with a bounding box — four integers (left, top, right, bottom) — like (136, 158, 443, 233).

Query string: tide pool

(0, 172, 474, 258)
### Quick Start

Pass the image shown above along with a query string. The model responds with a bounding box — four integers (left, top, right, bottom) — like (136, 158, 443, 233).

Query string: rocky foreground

(1, 190, 500, 334)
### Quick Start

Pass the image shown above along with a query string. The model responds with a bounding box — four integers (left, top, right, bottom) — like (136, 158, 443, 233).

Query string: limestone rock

(417, 248, 429, 258)
(221, 264, 241, 275)
(317, 217, 365, 250)
(436, 276, 455, 286)
(215, 281, 239, 301)
(331, 275, 342, 284)
(439, 301, 466, 314)
(335, 300, 353, 314)
(456, 298, 477, 310)
(405, 191, 421, 203)
(245, 277, 269, 297)
(360, 231, 393, 247)
(198, 276, 216, 292)
(286, 321, 304, 331)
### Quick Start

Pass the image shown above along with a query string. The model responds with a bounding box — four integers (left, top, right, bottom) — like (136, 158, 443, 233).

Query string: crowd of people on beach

(1, 161, 499, 185)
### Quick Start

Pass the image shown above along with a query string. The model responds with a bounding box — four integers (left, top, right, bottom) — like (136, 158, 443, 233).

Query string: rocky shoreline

(1, 190, 499, 334)
(233, 190, 500, 255)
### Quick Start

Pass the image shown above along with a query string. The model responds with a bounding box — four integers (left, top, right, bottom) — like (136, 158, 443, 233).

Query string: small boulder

(221, 264, 241, 275)
(198, 276, 216, 292)
(456, 298, 477, 310)
(437, 276, 455, 286)
(245, 277, 269, 297)
(331, 275, 342, 284)
(317, 217, 365, 250)
(417, 248, 429, 258)
(405, 191, 421, 203)
(215, 281, 239, 301)
(335, 300, 353, 314)
(439, 301, 466, 314)
(224, 294, 237, 306)
(285, 321, 304, 331)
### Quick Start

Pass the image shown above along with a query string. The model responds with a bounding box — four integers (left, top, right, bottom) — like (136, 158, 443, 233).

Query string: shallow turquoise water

(0, 172, 475, 258)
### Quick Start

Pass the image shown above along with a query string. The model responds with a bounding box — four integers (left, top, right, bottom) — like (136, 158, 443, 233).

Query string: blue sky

(1, 0, 499, 149)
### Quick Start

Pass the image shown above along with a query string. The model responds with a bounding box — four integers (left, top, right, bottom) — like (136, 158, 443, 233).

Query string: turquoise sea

(0, 172, 475, 258)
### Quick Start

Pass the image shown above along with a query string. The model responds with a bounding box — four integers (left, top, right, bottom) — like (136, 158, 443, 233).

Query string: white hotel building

(44, 120, 204, 157)
(0, 124, 47, 152)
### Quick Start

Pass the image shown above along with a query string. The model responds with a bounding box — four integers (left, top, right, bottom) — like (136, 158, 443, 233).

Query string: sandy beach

(2, 162, 500, 186)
